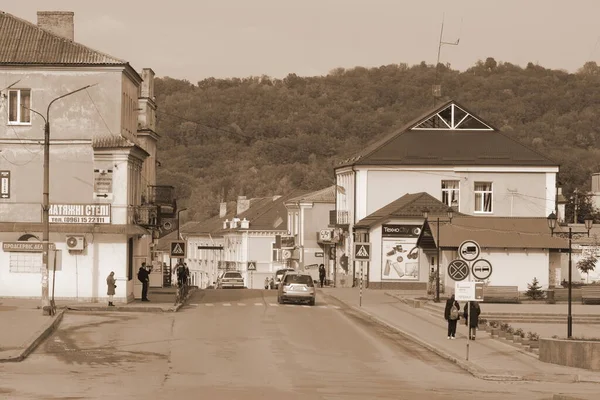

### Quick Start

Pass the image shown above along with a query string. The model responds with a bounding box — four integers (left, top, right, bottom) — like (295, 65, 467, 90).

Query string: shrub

(527, 331, 540, 341)
(514, 328, 524, 338)
(489, 320, 499, 328)
(525, 277, 545, 300)
(500, 322, 510, 331)
(506, 326, 514, 335)
(479, 318, 487, 325)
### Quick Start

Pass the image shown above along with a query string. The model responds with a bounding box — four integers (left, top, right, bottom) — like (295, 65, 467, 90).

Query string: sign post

(457, 240, 481, 361)
(354, 242, 371, 307)
(248, 261, 256, 289)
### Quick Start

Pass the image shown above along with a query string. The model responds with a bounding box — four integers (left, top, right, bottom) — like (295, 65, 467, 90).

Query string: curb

(66, 305, 176, 313)
(325, 292, 600, 384)
(0, 309, 65, 363)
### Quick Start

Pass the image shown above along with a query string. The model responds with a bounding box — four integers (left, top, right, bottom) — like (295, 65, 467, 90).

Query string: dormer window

(8, 89, 31, 124)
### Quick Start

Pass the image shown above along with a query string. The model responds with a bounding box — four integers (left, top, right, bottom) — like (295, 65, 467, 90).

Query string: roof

(0, 11, 127, 65)
(336, 100, 557, 168)
(286, 185, 336, 204)
(355, 192, 465, 229)
(417, 216, 568, 250)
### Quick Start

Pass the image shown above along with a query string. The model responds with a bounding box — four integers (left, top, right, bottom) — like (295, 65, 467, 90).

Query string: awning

(0, 222, 150, 236)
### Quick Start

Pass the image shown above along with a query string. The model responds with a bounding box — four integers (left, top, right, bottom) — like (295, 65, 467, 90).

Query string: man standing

(138, 262, 150, 302)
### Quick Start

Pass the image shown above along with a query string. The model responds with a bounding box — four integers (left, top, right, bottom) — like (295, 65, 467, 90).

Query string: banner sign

(3, 241, 56, 252)
(0, 171, 10, 199)
(49, 204, 111, 224)
(382, 225, 422, 238)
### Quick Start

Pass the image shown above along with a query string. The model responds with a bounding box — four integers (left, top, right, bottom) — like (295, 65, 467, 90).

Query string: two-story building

(333, 100, 561, 289)
(0, 10, 173, 304)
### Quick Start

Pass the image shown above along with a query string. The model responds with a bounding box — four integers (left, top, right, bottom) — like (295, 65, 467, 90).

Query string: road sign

(354, 242, 371, 261)
(282, 249, 292, 260)
(458, 240, 480, 262)
(448, 259, 469, 281)
(471, 259, 492, 280)
(455, 281, 484, 301)
(248, 261, 256, 271)
(170, 241, 186, 258)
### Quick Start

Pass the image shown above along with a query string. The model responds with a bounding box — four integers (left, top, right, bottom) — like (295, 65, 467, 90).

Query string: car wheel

(277, 296, 283, 304)
(309, 299, 315, 306)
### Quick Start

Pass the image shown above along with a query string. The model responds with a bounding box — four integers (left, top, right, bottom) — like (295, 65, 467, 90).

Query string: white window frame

(271, 243, 281, 262)
(9, 252, 42, 273)
(8, 89, 32, 125)
(474, 182, 493, 213)
(441, 180, 460, 208)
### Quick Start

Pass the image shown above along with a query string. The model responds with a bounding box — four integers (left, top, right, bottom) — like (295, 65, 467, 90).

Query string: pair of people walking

(444, 294, 481, 340)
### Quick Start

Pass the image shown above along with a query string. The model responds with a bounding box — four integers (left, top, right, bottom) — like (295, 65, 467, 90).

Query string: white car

(218, 271, 245, 289)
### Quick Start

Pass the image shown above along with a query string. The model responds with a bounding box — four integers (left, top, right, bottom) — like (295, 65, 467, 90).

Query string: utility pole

(25, 84, 94, 315)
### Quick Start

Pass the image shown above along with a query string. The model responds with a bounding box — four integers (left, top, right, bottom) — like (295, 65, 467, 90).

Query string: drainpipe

(351, 165, 357, 287)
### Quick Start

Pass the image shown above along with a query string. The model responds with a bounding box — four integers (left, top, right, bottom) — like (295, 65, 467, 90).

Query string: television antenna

(433, 14, 461, 107)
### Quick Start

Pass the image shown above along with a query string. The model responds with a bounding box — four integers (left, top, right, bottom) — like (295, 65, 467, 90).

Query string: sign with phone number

(49, 216, 110, 224)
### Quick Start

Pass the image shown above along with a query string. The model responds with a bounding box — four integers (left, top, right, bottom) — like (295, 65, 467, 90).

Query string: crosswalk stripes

(269, 303, 278, 307)
(254, 303, 262, 306)
(237, 303, 246, 306)
(223, 303, 231, 306)
(198, 302, 340, 309)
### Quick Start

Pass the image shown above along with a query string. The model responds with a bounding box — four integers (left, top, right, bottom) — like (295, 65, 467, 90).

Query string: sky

(3, 0, 600, 83)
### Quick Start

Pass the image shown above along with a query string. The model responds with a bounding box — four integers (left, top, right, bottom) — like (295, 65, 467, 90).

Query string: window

(272, 243, 281, 262)
(474, 182, 493, 213)
(283, 274, 314, 286)
(10, 252, 42, 273)
(441, 180, 460, 208)
(8, 89, 31, 124)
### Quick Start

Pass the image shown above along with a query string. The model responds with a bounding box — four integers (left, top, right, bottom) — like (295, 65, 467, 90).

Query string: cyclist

(176, 260, 187, 288)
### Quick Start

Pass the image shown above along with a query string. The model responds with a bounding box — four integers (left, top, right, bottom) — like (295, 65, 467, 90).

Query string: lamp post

(177, 208, 188, 241)
(423, 207, 455, 303)
(25, 85, 94, 316)
(547, 212, 593, 338)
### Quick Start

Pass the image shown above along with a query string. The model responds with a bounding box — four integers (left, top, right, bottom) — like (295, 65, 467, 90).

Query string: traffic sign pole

(359, 261, 363, 307)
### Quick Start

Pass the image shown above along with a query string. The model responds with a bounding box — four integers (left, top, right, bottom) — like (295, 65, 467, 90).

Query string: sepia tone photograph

(1, 1, 600, 399)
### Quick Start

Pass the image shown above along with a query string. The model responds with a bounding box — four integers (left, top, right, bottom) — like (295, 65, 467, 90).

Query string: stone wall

(539, 338, 600, 371)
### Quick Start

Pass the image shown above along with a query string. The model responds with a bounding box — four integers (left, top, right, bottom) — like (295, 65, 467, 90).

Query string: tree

(577, 256, 597, 283)
(525, 277, 544, 300)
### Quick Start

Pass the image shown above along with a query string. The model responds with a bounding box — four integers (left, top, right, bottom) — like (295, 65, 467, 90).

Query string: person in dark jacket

(318, 264, 326, 288)
(444, 294, 460, 339)
(463, 301, 481, 340)
(138, 262, 150, 302)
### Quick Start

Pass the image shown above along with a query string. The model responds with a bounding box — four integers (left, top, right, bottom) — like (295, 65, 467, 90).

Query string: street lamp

(422, 207, 455, 303)
(547, 212, 594, 338)
(177, 208, 188, 240)
(25, 85, 95, 316)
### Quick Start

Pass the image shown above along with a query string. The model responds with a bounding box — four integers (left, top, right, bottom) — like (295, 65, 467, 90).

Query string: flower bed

(539, 338, 600, 371)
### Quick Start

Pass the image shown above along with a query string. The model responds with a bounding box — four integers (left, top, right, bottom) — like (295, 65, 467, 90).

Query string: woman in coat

(463, 301, 481, 340)
(106, 271, 116, 307)
(444, 294, 460, 339)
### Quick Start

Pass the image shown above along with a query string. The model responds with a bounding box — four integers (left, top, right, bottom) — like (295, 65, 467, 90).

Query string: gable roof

(286, 185, 336, 204)
(0, 11, 127, 65)
(336, 100, 557, 168)
(418, 216, 568, 250)
(355, 192, 464, 229)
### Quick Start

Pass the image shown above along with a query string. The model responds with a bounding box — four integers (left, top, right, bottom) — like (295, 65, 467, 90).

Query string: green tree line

(155, 59, 600, 223)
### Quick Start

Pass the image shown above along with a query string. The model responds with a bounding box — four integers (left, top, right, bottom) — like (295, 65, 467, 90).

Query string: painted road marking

(269, 303, 279, 307)
(205, 303, 214, 306)
(201, 303, 340, 309)
(223, 303, 231, 306)
(237, 303, 246, 306)
(254, 303, 262, 306)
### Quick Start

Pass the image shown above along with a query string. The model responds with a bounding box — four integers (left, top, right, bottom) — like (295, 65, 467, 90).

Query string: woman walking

(444, 294, 460, 339)
(106, 271, 116, 307)
(463, 301, 481, 340)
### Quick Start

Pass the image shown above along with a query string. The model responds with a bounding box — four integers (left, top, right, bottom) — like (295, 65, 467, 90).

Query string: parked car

(218, 271, 245, 289)
(277, 272, 316, 305)
(273, 268, 295, 289)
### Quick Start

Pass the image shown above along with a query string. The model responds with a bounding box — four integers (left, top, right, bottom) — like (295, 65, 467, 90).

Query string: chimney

(237, 196, 250, 215)
(240, 218, 249, 229)
(219, 202, 227, 218)
(37, 11, 74, 41)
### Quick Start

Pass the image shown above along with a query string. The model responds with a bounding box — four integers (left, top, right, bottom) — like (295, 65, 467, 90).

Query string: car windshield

(224, 272, 242, 278)
(283, 274, 314, 286)
(276, 269, 293, 278)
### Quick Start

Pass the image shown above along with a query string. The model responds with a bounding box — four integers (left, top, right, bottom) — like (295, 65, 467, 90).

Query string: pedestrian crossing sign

(354, 242, 371, 261)
(170, 241, 186, 258)
(248, 261, 256, 271)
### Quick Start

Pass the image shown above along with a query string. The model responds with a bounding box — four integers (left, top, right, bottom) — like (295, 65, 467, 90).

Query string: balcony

(147, 185, 175, 206)
(131, 205, 159, 227)
(329, 210, 349, 227)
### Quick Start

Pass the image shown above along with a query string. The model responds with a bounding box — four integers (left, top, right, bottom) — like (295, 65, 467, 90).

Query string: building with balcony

(0, 10, 172, 302)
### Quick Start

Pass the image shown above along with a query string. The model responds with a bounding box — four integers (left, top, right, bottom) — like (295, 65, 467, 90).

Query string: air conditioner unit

(66, 235, 85, 251)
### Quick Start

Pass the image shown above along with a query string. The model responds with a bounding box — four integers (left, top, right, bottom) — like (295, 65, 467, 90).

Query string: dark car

(273, 268, 295, 289)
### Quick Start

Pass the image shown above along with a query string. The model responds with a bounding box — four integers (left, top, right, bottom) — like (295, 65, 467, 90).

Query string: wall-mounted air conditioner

(66, 235, 85, 251)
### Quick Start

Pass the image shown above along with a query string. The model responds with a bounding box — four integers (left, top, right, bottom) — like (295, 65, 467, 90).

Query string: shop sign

(49, 204, 111, 224)
(3, 241, 56, 252)
(382, 224, 422, 238)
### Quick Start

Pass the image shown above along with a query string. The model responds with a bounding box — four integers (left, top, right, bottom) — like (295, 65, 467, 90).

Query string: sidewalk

(321, 288, 600, 384)
(0, 288, 195, 362)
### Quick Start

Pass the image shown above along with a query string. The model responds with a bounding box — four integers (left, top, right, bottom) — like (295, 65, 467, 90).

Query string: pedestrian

(444, 294, 460, 339)
(138, 262, 150, 302)
(106, 271, 116, 307)
(463, 301, 481, 340)
(318, 264, 326, 288)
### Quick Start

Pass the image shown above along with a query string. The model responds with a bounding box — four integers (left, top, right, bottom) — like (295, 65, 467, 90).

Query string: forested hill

(155, 59, 600, 222)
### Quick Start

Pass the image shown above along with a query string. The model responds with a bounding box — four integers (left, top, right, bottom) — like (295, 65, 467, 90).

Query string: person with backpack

(137, 262, 150, 302)
(444, 294, 460, 339)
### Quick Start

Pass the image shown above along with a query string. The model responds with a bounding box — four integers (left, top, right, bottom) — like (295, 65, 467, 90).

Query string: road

(0, 289, 598, 400)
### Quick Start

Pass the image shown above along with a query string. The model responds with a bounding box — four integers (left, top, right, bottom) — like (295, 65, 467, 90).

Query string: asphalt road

(0, 289, 598, 400)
